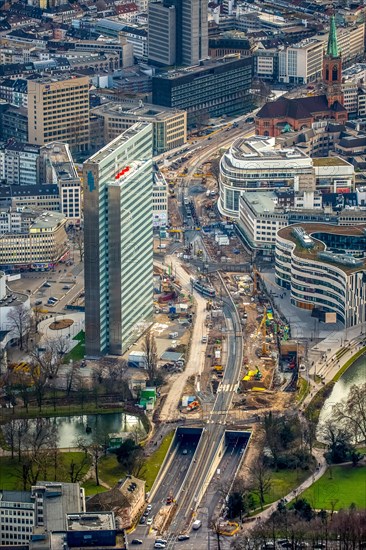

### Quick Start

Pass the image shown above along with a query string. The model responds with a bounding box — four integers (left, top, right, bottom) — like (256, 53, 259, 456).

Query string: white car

(147, 518, 153, 525)
(154, 543, 165, 548)
(146, 504, 152, 511)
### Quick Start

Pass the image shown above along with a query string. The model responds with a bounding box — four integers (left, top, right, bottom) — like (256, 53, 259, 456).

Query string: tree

(74, 229, 84, 262)
(320, 420, 355, 464)
(7, 304, 31, 350)
(115, 438, 143, 475)
(209, 518, 223, 550)
(29, 337, 69, 380)
(210, 157, 221, 186)
(333, 383, 366, 443)
(65, 361, 81, 396)
(249, 462, 272, 510)
(77, 436, 105, 486)
(142, 328, 158, 385)
(68, 454, 90, 483)
(32, 306, 43, 334)
(28, 361, 48, 411)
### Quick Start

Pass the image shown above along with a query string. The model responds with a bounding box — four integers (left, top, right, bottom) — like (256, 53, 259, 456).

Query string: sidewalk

(243, 447, 327, 531)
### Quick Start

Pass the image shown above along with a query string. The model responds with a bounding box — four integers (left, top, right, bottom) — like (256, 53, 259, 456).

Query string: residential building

(0, 105, 29, 143)
(152, 56, 252, 126)
(0, 142, 40, 186)
(91, 101, 187, 155)
(313, 157, 355, 193)
(40, 142, 82, 222)
(0, 483, 85, 546)
(208, 33, 251, 59)
(278, 38, 324, 85)
(0, 78, 28, 107)
(66, 513, 116, 548)
(27, 75, 90, 153)
(275, 223, 366, 327)
(0, 210, 68, 269)
(83, 123, 153, 357)
(94, 20, 148, 60)
(218, 136, 314, 218)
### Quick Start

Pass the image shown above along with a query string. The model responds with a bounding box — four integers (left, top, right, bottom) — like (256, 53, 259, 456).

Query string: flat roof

(66, 513, 115, 532)
(278, 223, 366, 274)
(155, 55, 244, 79)
(242, 191, 277, 213)
(85, 121, 150, 165)
(30, 211, 66, 230)
(92, 101, 185, 121)
(312, 157, 350, 167)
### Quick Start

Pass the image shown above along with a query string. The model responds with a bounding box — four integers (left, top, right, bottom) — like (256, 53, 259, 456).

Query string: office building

(66, 513, 116, 548)
(0, 105, 29, 143)
(0, 210, 68, 269)
(152, 56, 252, 126)
(40, 142, 82, 222)
(148, 2, 176, 66)
(0, 184, 60, 212)
(275, 223, 366, 327)
(0, 483, 85, 546)
(91, 101, 187, 155)
(278, 38, 324, 85)
(83, 123, 153, 357)
(27, 75, 90, 153)
(218, 136, 314, 218)
(148, 0, 208, 67)
(153, 168, 168, 228)
(0, 142, 40, 186)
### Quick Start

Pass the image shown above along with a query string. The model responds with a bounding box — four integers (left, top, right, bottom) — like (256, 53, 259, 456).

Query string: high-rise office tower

(83, 123, 153, 357)
(148, 0, 208, 67)
(27, 75, 90, 153)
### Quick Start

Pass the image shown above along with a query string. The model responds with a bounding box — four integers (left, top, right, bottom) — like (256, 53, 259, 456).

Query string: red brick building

(255, 17, 348, 137)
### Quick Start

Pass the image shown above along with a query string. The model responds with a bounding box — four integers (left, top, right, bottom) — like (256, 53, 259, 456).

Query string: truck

(192, 520, 202, 530)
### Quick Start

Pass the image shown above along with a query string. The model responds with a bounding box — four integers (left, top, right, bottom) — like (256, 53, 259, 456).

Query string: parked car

(177, 535, 190, 541)
(131, 540, 143, 545)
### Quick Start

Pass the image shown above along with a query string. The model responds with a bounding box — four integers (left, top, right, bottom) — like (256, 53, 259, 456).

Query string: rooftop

(66, 513, 115, 532)
(278, 223, 366, 274)
(154, 55, 244, 80)
(85, 122, 151, 165)
(92, 100, 185, 121)
(312, 157, 350, 166)
(30, 211, 66, 230)
(242, 191, 277, 214)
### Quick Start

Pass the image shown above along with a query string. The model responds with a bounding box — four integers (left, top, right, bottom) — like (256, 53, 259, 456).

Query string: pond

(20, 412, 146, 449)
(319, 352, 366, 423)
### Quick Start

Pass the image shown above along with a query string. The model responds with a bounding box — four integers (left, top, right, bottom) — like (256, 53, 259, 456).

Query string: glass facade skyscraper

(83, 122, 153, 357)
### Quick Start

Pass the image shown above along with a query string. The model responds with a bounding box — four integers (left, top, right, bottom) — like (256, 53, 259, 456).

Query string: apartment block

(27, 75, 90, 153)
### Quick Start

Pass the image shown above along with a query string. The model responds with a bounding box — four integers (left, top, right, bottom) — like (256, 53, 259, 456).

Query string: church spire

(327, 16, 339, 58)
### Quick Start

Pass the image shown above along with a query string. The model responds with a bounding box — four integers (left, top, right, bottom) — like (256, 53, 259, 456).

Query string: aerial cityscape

(0, 0, 365, 548)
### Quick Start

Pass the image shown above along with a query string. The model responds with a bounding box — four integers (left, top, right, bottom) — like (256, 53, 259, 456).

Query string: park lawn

(0, 452, 91, 490)
(64, 331, 85, 362)
(251, 469, 312, 508)
(300, 464, 366, 510)
(141, 431, 174, 492)
(98, 455, 125, 488)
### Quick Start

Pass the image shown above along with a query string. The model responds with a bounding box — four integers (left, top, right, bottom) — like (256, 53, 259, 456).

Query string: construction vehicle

(187, 401, 199, 411)
(254, 367, 262, 381)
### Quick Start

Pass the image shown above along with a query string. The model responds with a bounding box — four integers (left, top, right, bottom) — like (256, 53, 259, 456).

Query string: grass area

(141, 431, 174, 492)
(300, 465, 366, 510)
(305, 382, 335, 423)
(332, 348, 366, 382)
(82, 478, 109, 497)
(64, 331, 85, 362)
(296, 377, 309, 403)
(0, 452, 91, 490)
(251, 469, 312, 508)
(98, 454, 125, 488)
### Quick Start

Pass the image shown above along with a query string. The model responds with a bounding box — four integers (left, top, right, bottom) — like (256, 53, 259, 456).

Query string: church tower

(323, 16, 343, 108)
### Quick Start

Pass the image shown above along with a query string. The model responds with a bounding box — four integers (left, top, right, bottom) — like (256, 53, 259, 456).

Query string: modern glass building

(83, 122, 153, 356)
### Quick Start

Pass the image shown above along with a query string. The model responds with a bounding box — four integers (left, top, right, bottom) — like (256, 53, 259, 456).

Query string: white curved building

(218, 136, 314, 218)
(275, 223, 366, 327)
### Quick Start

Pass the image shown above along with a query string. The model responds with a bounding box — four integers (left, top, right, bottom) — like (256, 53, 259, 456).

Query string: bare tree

(29, 337, 69, 380)
(68, 454, 90, 483)
(77, 436, 104, 486)
(0, 347, 8, 374)
(7, 304, 31, 350)
(32, 306, 43, 334)
(249, 462, 272, 511)
(209, 518, 223, 550)
(65, 362, 81, 396)
(74, 229, 84, 262)
(333, 382, 366, 443)
(209, 157, 221, 187)
(28, 361, 48, 411)
(142, 328, 158, 385)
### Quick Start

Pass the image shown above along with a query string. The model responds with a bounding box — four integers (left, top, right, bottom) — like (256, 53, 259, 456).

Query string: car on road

(182, 449, 188, 455)
(154, 544, 166, 549)
(62, 285, 71, 290)
(43, 282, 51, 288)
(131, 540, 143, 545)
(146, 504, 152, 511)
(147, 518, 153, 525)
(143, 510, 149, 517)
(155, 539, 167, 545)
(177, 535, 190, 541)
(139, 517, 146, 525)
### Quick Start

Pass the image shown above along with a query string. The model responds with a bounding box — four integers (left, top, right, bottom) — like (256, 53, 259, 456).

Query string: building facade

(83, 123, 153, 357)
(218, 136, 314, 218)
(275, 223, 366, 327)
(27, 75, 90, 153)
(0, 210, 68, 268)
(148, 2, 176, 66)
(152, 56, 252, 126)
(278, 38, 324, 85)
(0, 142, 40, 186)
